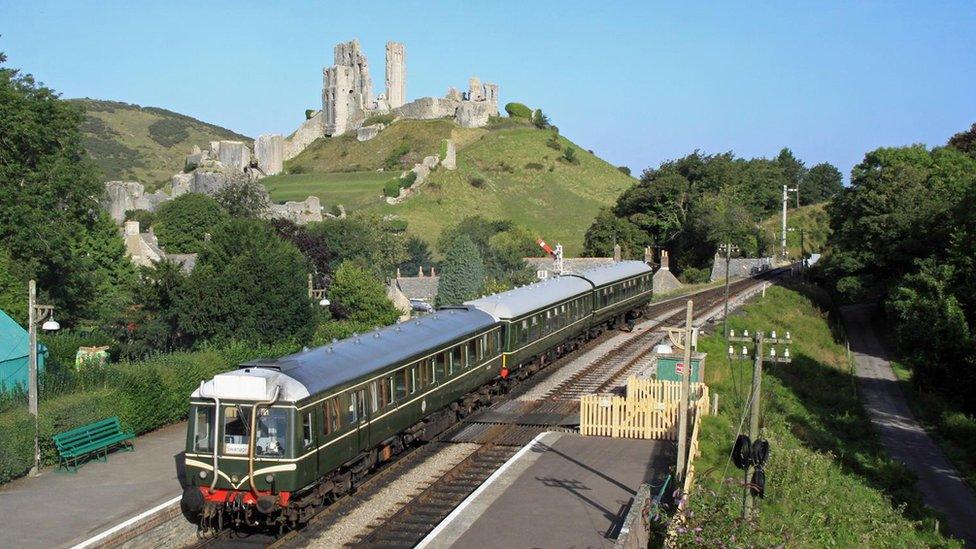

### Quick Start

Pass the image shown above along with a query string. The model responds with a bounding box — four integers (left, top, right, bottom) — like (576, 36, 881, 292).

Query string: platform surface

(0, 421, 187, 548)
(422, 431, 674, 548)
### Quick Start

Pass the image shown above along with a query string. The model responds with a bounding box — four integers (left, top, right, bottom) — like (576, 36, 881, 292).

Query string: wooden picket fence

(579, 377, 709, 440)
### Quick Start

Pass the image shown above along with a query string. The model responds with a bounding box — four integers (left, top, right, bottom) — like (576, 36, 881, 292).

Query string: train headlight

(265, 474, 275, 484)
(231, 474, 239, 483)
(198, 470, 208, 479)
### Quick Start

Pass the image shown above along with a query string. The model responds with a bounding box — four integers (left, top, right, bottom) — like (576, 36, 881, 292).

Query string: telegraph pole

(780, 185, 797, 259)
(676, 300, 693, 481)
(723, 242, 733, 338)
(27, 280, 58, 476)
(744, 332, 764, 516)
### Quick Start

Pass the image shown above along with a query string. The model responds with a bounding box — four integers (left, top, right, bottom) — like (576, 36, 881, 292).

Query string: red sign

(675, 362, 685, 374)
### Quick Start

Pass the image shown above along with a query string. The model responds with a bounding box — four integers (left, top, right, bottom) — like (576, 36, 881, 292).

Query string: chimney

(661, 250, 670, 270)
(418, 265, 424, 277)
(644, 246, 652, 265)
(431, 266, 436, 277)
(124, 220, 140, 236)
(396, 267, 401, 278)
(613, 244, 621, 262)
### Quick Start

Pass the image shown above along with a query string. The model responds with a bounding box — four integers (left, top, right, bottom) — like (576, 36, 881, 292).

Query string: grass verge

(669, 283, 957, 546)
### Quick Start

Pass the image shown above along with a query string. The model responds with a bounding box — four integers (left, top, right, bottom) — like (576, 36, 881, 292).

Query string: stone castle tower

(385, 42, 406, 109)
(322, 39, 372, 135)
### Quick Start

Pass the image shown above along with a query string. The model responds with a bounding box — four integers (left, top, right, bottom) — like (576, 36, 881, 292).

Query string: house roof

(395, 276, 440, 303)
(166, 253, 198, 274)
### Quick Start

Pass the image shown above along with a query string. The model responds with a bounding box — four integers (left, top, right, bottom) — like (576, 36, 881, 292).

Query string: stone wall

(254, 134, 284, 175)
(214, 141, 250, 171)
(102, 181, 170, 223)
(284, 111, 323, 161)
(709, 255, 773, 282)
(385, 41, 406, 109)
(456, 101, 491, 128)
(442, 139, 457, 170)
(357, 123, 384, 142)
(268, 196, 323, 224)
(394, 97, 460, 120)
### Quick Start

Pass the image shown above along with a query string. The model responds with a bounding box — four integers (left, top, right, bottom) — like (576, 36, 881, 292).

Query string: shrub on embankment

(666, 283, 957, 547)
(0, 341, 300, 484)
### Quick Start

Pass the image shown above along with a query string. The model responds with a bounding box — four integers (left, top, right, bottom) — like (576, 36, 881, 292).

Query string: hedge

(0, 341, 300, 484)
(384, 179, 402, 198)
(504, 102, 533, 119)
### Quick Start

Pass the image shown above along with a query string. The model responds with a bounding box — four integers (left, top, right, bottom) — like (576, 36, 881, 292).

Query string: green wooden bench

(52, 416, 135, 473)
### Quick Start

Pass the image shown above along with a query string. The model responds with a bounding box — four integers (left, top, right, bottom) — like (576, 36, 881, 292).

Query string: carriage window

(301, 412, 313, 448)
(395, 370, 407, 399)
(193, 405, 213, 452)
(450, 346, 462, 373)
(434, 352, 447, 380)
(411, 366, 417, 393)
(323, 398, 340, 435)
(479, 335, 487, 359)
(370, 381, 380, 412)
(347, 392, 358, 423)
(387, 377, 394, 404)
(467, 339, 477, 366)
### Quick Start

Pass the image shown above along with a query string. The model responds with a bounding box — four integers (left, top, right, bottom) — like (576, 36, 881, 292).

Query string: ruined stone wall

(334, 39, 372, 109)
(102, 181, 169, 223)
(255, 134, 284, 175)
(385, 42, 406, 109)
(709, 256, 773, 282)
(284, 111, 323, 160)
(394, 97, 460, 120)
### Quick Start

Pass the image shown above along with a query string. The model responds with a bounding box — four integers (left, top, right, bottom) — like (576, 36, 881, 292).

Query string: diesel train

(180, 260, 654, 531)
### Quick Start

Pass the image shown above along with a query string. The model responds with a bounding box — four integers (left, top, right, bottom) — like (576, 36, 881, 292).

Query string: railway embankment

(673, 283, 959, 547)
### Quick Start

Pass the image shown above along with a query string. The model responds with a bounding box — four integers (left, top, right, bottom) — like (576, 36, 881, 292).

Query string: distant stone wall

(709, 256, 773, 282)
(284, 111, 323, 161)
(255, 134, 284, 175)
(394, 97, 459, 120)
(102, 181, 170, 223)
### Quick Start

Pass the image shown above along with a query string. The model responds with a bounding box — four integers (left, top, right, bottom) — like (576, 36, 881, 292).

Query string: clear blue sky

(2, 1, 974, 179)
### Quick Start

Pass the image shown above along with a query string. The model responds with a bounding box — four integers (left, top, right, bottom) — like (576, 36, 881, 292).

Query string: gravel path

(307, 443, 481, 548)
(842, 304, 976, 547)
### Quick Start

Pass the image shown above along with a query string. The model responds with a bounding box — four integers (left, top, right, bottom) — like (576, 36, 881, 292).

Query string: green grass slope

(675, 284, 957, 547)
(262, 172, 390, 211)
(761, 202, 831, 257)
(72, 99, 251, 189)
(382, 126, 633, 255)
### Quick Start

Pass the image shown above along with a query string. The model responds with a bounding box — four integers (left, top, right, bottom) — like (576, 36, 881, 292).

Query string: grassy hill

(72, 99, 251, 189)
(274, 118, 635, 255)
(761, 202, 832, 257)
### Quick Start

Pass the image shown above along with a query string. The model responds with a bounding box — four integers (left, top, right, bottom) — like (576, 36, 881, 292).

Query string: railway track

(197, 270, 782, 548)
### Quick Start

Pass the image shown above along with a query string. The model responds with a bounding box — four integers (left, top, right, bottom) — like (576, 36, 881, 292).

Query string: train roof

(465, 276, 593, 320)
(577, 260, 652, 286)
(231, 307, 497, 400)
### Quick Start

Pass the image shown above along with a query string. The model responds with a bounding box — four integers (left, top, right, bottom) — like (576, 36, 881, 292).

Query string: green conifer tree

(436, 235, 485, 306)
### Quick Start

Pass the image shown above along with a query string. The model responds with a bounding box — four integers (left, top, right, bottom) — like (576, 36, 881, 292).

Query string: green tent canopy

(0, 310, 47, 394)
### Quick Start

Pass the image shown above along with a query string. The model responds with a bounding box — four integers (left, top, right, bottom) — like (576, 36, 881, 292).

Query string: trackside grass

(668, 283, 957, 547)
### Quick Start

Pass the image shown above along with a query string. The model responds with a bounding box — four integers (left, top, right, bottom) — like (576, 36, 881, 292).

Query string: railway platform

(0, 421, 188, 548)
(419, 431, 675, 548)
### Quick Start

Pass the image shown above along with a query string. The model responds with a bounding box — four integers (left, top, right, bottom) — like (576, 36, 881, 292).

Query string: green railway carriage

(584, 261, 655, 327)
(181, 260, 654, 530)
(464, 276, 594, 375)
(182, 307, 502, 526)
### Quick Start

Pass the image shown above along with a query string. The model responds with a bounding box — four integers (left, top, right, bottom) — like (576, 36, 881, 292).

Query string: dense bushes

(154, 194, 228, 253)
(147, 118, 190, 147)
(504, 102, 533, 119)
(383, 143, 411, 170)
(384, 179, 402, 198)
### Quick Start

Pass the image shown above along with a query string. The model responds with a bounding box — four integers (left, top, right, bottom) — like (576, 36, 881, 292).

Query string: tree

(310, 214, 407, 278)
(617, 166, 632, 176)
(532, 109, 552, 129)
(0, 52, 131, 323)
(582, 209, 646, 258)
(327, 261, 400, 327)
(213, 179, 270, 218)
(399, 235, 434, 277)
(0, 249, 27, 324)
(802, 162, 843, 204)
(948, 122, 976, 159)
(76, 212, 138, 325)
(272, 219, 333, 287)
(436, 235, 485, 306)
(176, 218, 315, 344)
(154, 194, 229, 253)
(487, 227, 536, 286)
(115, 258, 188, 358)
(776, 148, 806, 196)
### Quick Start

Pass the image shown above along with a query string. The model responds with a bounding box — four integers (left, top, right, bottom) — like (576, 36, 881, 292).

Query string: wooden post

(744, 331, 764, 517)
(711, 392, 719, 415)
(28, 280, 39, 476)
(676, 300, 693, 482)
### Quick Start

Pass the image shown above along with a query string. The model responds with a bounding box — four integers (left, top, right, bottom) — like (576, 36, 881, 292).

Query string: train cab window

(467, 339, 477, 366)
(254, 408, 288, 458)
(323, 398, 340, 435)
(434, 352, 447, 380)
(222, 406, 248, 455)
(193, 405, 214, 452)
(395, 369, 407, 399)
(301, 412, 313, 449)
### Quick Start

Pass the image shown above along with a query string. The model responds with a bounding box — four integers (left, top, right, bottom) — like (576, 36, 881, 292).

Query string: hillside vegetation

(72, 99, 251, 188)
(275, 118, 635, 255)
(673, 284, 957, 547)
(760, 202, 831, 257)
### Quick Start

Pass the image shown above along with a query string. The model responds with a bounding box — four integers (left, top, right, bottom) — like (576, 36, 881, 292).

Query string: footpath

(841, 304, 976, 547)
(0, 421, 188, 548)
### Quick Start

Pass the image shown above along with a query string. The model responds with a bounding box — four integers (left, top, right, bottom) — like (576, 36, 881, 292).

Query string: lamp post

(28, 280, 59, 476)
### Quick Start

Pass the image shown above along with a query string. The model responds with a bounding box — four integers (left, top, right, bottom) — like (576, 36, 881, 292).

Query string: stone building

(121, 220, 197, 273)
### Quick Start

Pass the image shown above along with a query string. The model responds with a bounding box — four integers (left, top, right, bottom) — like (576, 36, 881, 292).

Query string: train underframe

(184, 304, 646, 535)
